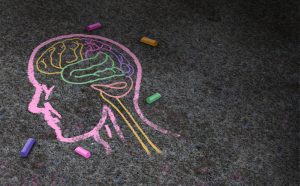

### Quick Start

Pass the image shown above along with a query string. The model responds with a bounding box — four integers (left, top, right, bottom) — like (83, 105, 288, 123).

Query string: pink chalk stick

(74, 147, 91, 159)
(86, 23, 102, 31)
(105, 125, 112, 138)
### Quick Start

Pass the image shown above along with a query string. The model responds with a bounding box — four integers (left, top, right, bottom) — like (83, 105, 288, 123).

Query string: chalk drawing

(28, 34, 178, 156)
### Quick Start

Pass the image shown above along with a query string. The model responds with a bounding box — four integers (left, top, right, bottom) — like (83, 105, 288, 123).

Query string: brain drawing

(28, 34, 176, 156)
(35, 37, 134, 98)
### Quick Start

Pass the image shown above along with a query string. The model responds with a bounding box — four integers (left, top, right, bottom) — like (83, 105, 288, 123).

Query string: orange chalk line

(100, 92, 151, 155)
(116, 98, 161, 154)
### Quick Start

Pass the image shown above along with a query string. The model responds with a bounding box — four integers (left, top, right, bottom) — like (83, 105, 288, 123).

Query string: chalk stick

(74, 147, 91, 159)
(146, 93, 161, 104)
(86, 22, 102, 31)
(140, 37, 158, 47)
(20, 138, 36, 157)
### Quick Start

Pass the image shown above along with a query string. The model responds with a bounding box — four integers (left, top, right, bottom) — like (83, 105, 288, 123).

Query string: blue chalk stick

(20, 138, 36, 157)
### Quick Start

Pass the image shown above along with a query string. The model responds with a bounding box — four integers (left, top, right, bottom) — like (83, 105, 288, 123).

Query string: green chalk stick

(146, 93, 161, 104)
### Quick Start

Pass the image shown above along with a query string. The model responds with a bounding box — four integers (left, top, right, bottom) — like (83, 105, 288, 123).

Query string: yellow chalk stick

(140, 37, 158, 47)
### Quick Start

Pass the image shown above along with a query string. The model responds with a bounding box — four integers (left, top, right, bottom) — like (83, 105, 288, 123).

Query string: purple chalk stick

(20, 138, 36, 157)
(86, 22, 102, 31)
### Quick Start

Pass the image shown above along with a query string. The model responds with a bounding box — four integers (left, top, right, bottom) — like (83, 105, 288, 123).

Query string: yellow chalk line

(116, 98, 161, 154)
(35, 38, 83, 75)
(100, 92, 151, 155)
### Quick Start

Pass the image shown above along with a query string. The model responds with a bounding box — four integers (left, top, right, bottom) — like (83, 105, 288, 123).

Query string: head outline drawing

(28, 34, 173, 155)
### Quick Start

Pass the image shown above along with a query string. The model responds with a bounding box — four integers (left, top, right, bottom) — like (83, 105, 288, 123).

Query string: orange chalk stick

(140, 37, 158, 47)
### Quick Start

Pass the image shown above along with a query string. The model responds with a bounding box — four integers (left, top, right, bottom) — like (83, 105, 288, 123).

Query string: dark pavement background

(0, 0, 299, 185)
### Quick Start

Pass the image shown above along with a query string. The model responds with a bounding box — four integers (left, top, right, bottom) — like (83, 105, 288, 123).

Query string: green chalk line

(60, 52, 125, 85)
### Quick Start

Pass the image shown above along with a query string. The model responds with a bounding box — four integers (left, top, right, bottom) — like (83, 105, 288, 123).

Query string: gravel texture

(0, 0, 298, 185)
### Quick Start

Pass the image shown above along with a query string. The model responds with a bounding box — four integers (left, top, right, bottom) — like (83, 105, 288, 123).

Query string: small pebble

(0, 109, 6, 119)
(194, 167, 209, 175)
(230, 172, 242, 181)
(33, 162, 45, 169)
(53, 159, 61, 166)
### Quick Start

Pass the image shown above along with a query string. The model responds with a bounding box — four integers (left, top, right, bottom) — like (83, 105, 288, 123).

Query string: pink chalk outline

(28, 34, 177, 154)
(105, 125, 113, 139)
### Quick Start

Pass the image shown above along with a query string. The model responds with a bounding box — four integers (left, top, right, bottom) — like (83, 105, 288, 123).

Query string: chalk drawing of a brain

(28, 34, 175, 155)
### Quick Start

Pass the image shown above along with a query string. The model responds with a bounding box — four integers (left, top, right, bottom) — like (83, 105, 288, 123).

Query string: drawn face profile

(28, 34, 173, 155)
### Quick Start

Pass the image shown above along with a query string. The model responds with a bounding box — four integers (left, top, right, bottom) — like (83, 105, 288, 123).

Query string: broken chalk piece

(20, 138, 36, 157)
(86, 22, 102, 31)
(74, 146, 91, 159)
(140, 37, 158, 47)
(146, 93, 161, 104)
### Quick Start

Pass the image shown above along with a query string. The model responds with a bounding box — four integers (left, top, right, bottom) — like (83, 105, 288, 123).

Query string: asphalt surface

(0, 0, 299, 185)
